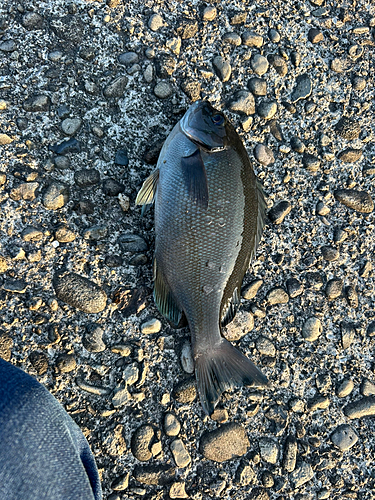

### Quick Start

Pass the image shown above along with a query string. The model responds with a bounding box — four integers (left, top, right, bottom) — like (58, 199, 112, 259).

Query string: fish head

(180, 100, 229, 152)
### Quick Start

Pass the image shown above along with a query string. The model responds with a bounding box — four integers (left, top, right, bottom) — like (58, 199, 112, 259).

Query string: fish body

(136, 100, 268, 415)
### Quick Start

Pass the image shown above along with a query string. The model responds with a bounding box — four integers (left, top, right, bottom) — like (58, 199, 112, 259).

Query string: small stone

(173, 378, 196, 404)
(302, 153, 320, 172)
(345, 285, 358, 308)
(268, 54, 287, 76)
(290, 51, 301, 67)
(10, 182, 39, 201)
(111, 473, 130, 491)
(261, 471, 274, 488)
(331, 424, 358, 451)
(55, 353, 76, 373)
(308, 395, 330, 411)
(123, 363, 139, 386)
(268, 28, 281, 43)
(29, 351, 48, 375)
(340, 321, 355, 349)
(200, 423, 249, 462)
(3, 279, 27, 293)
(102, 178, 125, 196)
(308, 28, 324, 43)
(0, 40, 16, 52)
(61, 118, 82, 136)
(267, 287, 288, 305)
(258, 437, 279, 464)
(55, 225, 76, 243)
(57, 105, 70, 119)
(203, 5, 217, 21)
(118, 193, 130, 212)
(269, 121, 284, 142)
(360, 261, 372, 278)
(181, 80, 201, 101)
(249, 488, 269, 500)
(155, 54, 176, 78)
(286, 278, 303, 298)
(227, 90, 255, 115)
(23, 94, 50, 112)
(0, 133, 12, 145)
(344, 396, 375, 419)
(337, 378, 354, 398)
(325, 278, 342, 301)
(333, 227, 347, 244)
(256, 336, 276, 356)
(283, 436, 297, 472)
(290, 462, 314, 488)
(335, 117, 360, 140)
(316, 201, 330, 216)
(75, 169, 100, 188)
(254, 144, 274, 166)
(242, 279, 263, 299)
(21, 226, 43, 242)
(176, 19, 198, 40)
(257, 101, 277, 119)
(290, 74, 312, 103)
(248, 77, 267, 96)
(0, 333, 13, 361)
(43, 182, 69, 210)
(164, 413, 181, 437)
(118, 52, 138, 65)
(268, 201, 291, 224)
(53, 271, 107, 313)
(133, 464, 175, 486)
(154, 81, 173, 99)
(352, 76, 366, 91)
(83, 323, 106, 352)
(131, 425, 156, 461)
(170, 439, 191, 468)
(251, 54, 269, 76)
(337, 148, 362, 163)
(148, 13, 164, 31)
(213, 56, 231, 82)
(302, 317, 322, 341)
(54, 156, 70, 170)
(49, 138, 81, 155)
(334, 189, 373, 213)
(169, 482, 188, 499)
(114, 149, 129, 166)
(223, 32, 242, 46)
(16, 117, 28, 131)
(367, 321, 375, 337)
(22, 12, 44, 30)
(104, 76, 128, 98)
(321, 246, 339, 261)
(111, 344, 131, 357)
(361, 379, 375, 397)
(118, 234, 147, 253)
(140, 318, 162, 335)
(180, 342, 194, 374)
(331, 57, 353, 73)
(242, 31, 263, 47)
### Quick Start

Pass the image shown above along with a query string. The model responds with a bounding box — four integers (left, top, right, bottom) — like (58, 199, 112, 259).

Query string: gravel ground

(1, 0, 375, 499)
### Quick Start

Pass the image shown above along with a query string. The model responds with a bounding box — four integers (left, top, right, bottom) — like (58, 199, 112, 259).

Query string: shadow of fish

(136, 100, 268, 416)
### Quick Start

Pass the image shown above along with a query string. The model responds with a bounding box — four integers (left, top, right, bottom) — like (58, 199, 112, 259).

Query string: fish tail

(195, 338, 269, 416)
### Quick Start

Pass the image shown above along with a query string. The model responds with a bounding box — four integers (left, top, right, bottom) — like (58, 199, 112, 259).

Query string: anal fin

(221, 287, 240, 327)
(181, 148, 209, 209)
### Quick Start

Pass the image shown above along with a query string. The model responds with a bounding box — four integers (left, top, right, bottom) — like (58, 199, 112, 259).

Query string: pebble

(360, 260, 372, 278)
(290, 462, 314, 488)
(250, 54, 269, 76)
(361, 379, 375, 396)
(29, 351, 48, 375)
(334, 189, 373, 213)
(23, 94, 50, 112)
(131, 425, 158, 461)
(143, 63, 153, 83)
(286, 278, 303, 298)
(345, 285, 358, 308)
(335, 116, 361, 140)
(180, 342, 194, 373)
(16, 117, 28, 130)
(118, 234, 148, 253)
(83, 225, 108, 241)
(254, 144, 274, 166)
(325, 278, 342, 301)
(321, 246, 339, 261)
(316, 201, 330, 216)
(248, 77, 267, 96)
(283, 436, 297, 472)
(340, 321, 355, 349)
(308, 394, 330, 411)
(337, 148, 362, 163)
(242, 31, 263, 47)
(227, 90, 255, 115)
(242, 279, 263, 299)
(257, 101, 277, 120)
(76, 377, 110, 396)
(169, 482, 188, 499)
(55, 225, 76, 243)
(154, 81, 173, 99)
(212, 56, 231, 82)
(268, 55, 287, 76)
(176, 19, 198, 39)
(170, 439, 191, 468)
(102, 178, 125, 196)
(267, 287, 289, 305)
(54, 156, 70, 170)
(104, 76, 128, 98)
(140, 318, 162, 335)
(49, 138, 81, 155)
(268, 201, 291, 224)
(0, 133, 13, 145)
(118, 52, 138, 65)
(290, 74, 312, 103)
(223, 32, 242, 46)
(331, 424, 358, 451)
(0, 256, 8, 274)
(83, 323, 106, 352)
(331, 57, 353, 73)
(344, 396, 375, 419)
(111, 344, 131, 357)
(22, 12, 44, 30)
(112, 386, 130, 407)
(123, 363, 139, 385)
(42, 182, 69, 210)
(0, 40, 16, 52)
(55, 353, 76, 373)
(249, 488, 269, 500)
(10, 182, 39, 201)
(203, 5, 217, 21)
(200, 423, 249, 462)
(118, 193, 130, 212)
(367, 321, 375, 337)
(53, 270, 107, 313)
(256, 336, 276, 357)
(3, 279, 28, 293)
(337, 378, 354, 398)
(172, 378, 196, 403)
(261, 471, 274, 488)
(133, 464, 175, 486)
(75, 169, 100, 188)
(308, 28, 324, 43)
(302, 153, 320, 172)
(21, 226, 44, 242)
(352, 76, 366, 91)
(268, 28, 280, 43)
(258, 437, 279, 464)
(111, 473, 129, 491)
(269, 120, 284, 142)
(164, 413, 181, 437)
(181, 80, 201, 101)
(61, 118, 82, 136)
(148, 13, 164, 31)
(302, 317, 322, 341)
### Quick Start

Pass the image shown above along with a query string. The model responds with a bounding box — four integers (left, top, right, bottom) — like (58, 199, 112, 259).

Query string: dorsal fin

(181, 148, 209, 209)
(135, 169, 159, 206)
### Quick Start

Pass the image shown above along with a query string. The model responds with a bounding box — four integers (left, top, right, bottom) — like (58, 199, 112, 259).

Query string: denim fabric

(0, 358, 102, 500)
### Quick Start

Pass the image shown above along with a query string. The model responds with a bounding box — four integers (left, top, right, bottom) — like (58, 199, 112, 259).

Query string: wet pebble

(242, 31, 263, 47)
(83, 323, 106, 352)
(290, 136, 305, 154)
(75, 169, 100, 188)
(104, 76, 128, 98)
(164, 413, 181, 437)
(302, 317, 322, 341)
(302, 153, 320, 172)
(268, 201, 291, 224)
(325, 278, 342, 301)
(23, 94, 50, 112)
(251, 54, 269, 76)
(53, 271, 107, 313)
(258, 437, 279, 464)
(337, 148, 362, 163)
(334, 189, 373, 213)
(223, 32, 242, 46)
(257, 101, 277, 119)
(290, 74, 312, 103)
(331, 424, 358, 451)
(170, 439, 191, 468)
(102, 178, 125, 196)
(50, 138, 81, 155)
(140, 318, 162, 335)
(286, 278, 303, 298)
(321, 245, 339, 261)
(154, 81, 173, 99)
(268, 28, 280, 43)
(227, 90, 255, 115)
(61, 117, 82, 136)
(43, 182, 69, 210)
(55, 353, 76, 373)
(213, 56, 231, 82)
(254, 144, 274, 166)
(248, 77, 267, 96)
(200, 423, 249, 462)
(290, 462, 314, 488)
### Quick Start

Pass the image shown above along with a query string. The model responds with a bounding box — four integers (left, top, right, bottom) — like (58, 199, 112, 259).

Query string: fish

(136, 100, 268, 415)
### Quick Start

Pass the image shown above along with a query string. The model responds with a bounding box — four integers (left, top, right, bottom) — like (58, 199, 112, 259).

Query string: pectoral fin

(181, 149, 209, 209)
(135, 169, 159, 206)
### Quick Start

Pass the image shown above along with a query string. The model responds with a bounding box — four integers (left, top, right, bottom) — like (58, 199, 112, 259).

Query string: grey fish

(136, 100, 268, 415)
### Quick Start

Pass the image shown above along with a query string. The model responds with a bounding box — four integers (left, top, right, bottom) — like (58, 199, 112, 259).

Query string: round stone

(148, 13, 164, 31)
(242, 31, 263, 47)
(250, 54, 269, 76)
(180, 342, 194, 374)
(203, 5, 217, 21)
(268, 54, 287, 76)
(331, 424, 358, 451)
(43, 182, 69, 210)
(256, 336, 276, 357)
(290, 74, 312, 102)
(131, 425, 157, 461)
(55, 225, 76, 243)
(118, 52, 139, 65)
(154, 81, 173, 99)
(61, 118, 82, 136)
(308, 28, 324, 43)
(257, 101, 277, 119)
(227, 90, 255, 115)
(141, 318, 162, 335)
(53, 271, 107, 313)
(267, 287, 289, 305)
(200, 423, 249, 462)
(54, 155, 70, 170)
(248, 77, 267, 96)
(55, 353, 76, 373)
(102, 178, 125, 196)
(302, 317, 322, 341)
(254, 144, 274, 166)
(164, 413, 181, 437)
(268, 28, 280, 43)
(213, 56, 231, 82)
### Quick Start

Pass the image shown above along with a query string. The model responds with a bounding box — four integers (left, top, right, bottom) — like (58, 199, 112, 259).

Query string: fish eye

(211, 114, 224, 126)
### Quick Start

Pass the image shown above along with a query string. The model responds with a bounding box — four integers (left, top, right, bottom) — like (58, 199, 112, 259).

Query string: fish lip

(183, 131, 228, 153)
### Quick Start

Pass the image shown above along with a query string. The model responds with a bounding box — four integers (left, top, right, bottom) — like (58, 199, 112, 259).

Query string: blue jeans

(0, 358, 102, 500)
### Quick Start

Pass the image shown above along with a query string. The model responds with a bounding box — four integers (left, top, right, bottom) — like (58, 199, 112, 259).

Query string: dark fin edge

(153, 258, 184, 329)
(195, 338, 269, 416)
(221, 287, 240, 327)
(135, 169, 160, 206)
(250, 179, 267, 260)
(181, 148, 209, 209)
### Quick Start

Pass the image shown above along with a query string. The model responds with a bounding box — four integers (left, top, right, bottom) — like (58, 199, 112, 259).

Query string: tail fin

(195, 338, 269, 416)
